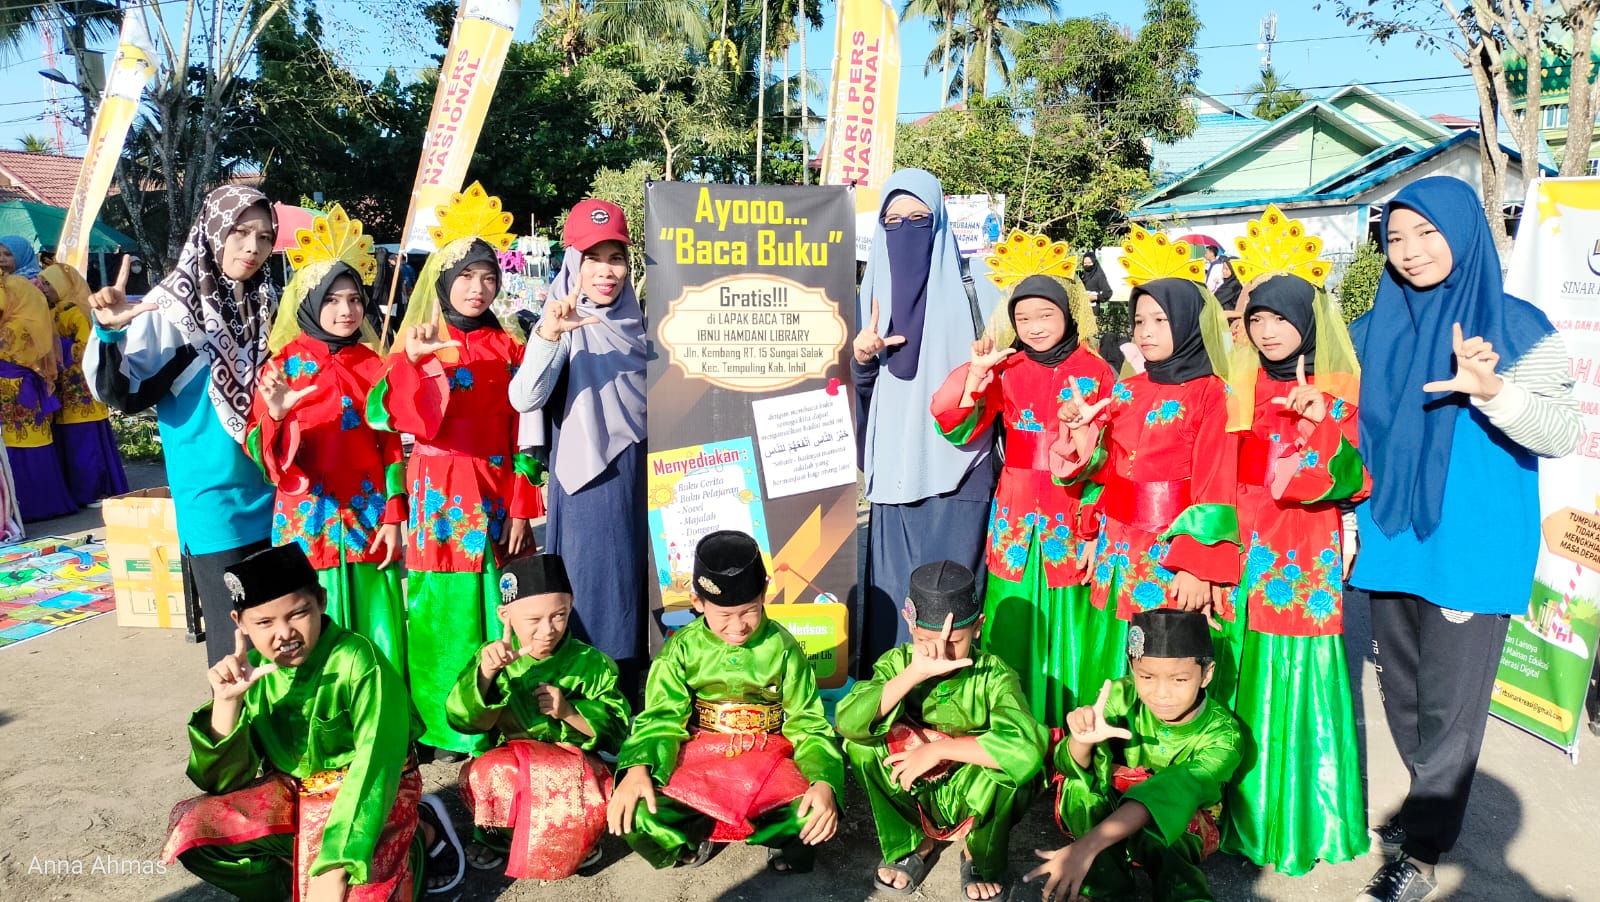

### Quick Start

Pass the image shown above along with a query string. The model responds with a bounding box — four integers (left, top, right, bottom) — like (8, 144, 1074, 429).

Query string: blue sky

(0, 1, 1481, 158)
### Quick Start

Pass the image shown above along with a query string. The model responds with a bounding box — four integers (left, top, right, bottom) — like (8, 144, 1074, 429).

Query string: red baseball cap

(563, 199, 630, 251)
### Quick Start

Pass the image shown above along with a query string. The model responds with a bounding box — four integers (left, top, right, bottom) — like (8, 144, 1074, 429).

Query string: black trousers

(185, 539, 272, 666)
(1369, 591, 1510, 865)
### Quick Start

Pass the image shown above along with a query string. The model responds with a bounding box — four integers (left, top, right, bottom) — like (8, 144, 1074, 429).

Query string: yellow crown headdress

(1229, 205, 1333, 288)
(270, 205, 380, 352)
(430, 181, 516, 268)
(1224, 205, 1359, 431)
(1119, 225, 1207, 287)
(981, 229, 1096, 345)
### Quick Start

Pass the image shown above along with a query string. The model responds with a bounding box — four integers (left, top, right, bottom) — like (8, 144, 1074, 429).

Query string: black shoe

(1356, 859, 1437, 902)
(1372, 821, 1407, 857)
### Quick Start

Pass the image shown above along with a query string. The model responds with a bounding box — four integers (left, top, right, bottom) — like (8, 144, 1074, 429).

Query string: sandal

(578, 844, 603, 872)
(463, 840, 505, 872)
(873, 849, 931, 896)
(418, 793, 465, 894)
(767, 840, 816, 875)
(675, 839, 716, 869)
(959, 852, 1006, 902)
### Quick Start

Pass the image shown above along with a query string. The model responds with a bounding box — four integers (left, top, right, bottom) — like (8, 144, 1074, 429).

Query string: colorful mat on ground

(0, 536, 113, 649)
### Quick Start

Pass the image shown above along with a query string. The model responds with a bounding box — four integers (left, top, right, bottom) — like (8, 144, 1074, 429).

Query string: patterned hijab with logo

(151, 186, 278, 441)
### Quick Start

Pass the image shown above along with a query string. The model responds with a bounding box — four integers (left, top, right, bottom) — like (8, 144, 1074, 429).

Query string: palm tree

(899, 0, 966, 104)
(0, 0, 119, 55)
(16, 133, 53, 153)
(586, 0, 709, 52)
(963, 0, 1059, 100)
(1244, 66, 1307, 121)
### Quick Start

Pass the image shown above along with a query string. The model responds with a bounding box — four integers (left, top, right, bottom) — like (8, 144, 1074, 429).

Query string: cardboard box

(103, 488, 187, 629)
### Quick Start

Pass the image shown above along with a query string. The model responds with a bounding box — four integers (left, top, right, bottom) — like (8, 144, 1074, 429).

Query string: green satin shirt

(183, 619, 423, 885)
(444, 635, 630, 754)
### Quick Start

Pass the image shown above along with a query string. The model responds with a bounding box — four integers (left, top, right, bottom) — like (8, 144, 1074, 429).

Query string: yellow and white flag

(399, 0, 520, 253)
(818, 0, 900, 261)
(56, 15, 156, 271)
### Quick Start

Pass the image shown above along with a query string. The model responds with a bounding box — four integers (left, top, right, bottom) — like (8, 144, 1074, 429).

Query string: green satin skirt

(1221, 630, 1370, 875)
(982, 535, 1098, 726)
(319, 560, 407, 676)
(404, 566, 503, 756)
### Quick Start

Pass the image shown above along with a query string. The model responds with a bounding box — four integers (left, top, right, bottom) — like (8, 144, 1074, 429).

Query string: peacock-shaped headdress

(270, 204, 379, 352)
(1118, 224, 1231, 381)
(1225, 205, 1359, 430)
(981, 228, 1096, 345)
(394, 182, 518, 348)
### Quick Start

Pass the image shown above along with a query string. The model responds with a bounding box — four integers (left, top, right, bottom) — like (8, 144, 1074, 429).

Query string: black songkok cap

(497, 554, 573, 605)
(223, 544, 319, 611)
(692, 530, 768, 606)
(1127, 608, 1212, 660)
(906, 561, 980, 630)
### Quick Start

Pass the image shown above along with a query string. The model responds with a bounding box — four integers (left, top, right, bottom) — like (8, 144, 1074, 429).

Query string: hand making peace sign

(853, 298, 907, 365)
(1423, 322, 1504, 401)
(88, 255, 158, 330)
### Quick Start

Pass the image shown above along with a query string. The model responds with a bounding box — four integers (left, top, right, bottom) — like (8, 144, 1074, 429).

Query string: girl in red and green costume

(1051, 268, 1241, 701)
(245, 207, 408, 672)
(368, 185, 543, 760)
(1217, 255, 1370, 875)
(930, 273, 1113, 725)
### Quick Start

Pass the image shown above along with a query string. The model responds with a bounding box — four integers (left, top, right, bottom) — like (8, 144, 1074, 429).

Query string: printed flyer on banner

(946, 193, 1006, 257)
(646, 183, 857, 686)
(1490, 176, 1600, 757)
(647, 438, 771, 611)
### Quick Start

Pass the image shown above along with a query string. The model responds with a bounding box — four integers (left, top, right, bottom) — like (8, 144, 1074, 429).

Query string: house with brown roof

(0, 150, 93, 207)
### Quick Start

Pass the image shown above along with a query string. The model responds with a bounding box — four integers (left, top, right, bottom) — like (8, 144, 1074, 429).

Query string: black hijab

(1008, 274, 1077, 368)
(1243, 274, 1316, 382)
(438, 238, 504, 333)
(1080, 254, 1112, 300)
(1136, 278, 1213, 385)
(296, 262, 367, 352)
(1212, 256, 1243, 309)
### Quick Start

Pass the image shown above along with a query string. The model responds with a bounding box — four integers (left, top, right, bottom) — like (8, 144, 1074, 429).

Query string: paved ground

(0, 465, 1594, 901)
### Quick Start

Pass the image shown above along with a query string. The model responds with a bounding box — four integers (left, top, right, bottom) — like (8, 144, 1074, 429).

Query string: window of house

(1541, 104, 1569, 129)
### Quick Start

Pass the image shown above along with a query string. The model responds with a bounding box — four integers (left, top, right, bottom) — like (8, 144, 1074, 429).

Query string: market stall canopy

(0, 199, 133, 253)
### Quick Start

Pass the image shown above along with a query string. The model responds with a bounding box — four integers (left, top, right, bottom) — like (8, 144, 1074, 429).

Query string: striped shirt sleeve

(1471, 332, 1582, 458)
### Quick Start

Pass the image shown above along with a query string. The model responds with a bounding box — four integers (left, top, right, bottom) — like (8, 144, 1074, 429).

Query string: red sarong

(459, 740, 611, 880)
(161, 769, 421, 901)
(886, 722, 975, 841)
(1111, 766, 1220, 859)
(660, 732, 810, 842)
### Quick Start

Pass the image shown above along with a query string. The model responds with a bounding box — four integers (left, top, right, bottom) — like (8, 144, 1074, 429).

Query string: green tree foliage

(1334, 241, 1386, 323)
(896, 0, 1199, 247)
(1244, 66, 1308, 121)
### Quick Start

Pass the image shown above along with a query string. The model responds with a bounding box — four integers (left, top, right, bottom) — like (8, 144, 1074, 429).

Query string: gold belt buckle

(298, 767, 347, 796)
(693, 699, 783, 734)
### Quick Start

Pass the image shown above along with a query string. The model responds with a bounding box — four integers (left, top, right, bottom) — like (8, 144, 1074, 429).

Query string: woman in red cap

(511, 199, 648, 696)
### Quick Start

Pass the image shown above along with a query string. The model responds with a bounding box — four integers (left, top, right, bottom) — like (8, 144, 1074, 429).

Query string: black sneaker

(1372, 821, 1407, 857)
(1356, 859, 1437, 902)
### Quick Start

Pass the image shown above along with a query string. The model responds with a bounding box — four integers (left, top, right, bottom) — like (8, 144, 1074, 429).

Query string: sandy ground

(0, 464, 1595, 901)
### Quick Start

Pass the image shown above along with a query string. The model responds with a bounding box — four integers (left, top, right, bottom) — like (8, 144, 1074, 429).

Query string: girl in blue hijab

(1349, 176, 1580, 902)
(0, 236, 42, 279)
(852, 169, 1000, 666)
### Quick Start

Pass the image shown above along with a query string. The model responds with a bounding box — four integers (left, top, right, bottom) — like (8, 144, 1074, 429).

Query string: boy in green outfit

(607, 529, 843, 872)
(1025, 607, 1244, 902)
(158, 543, 441, 902)
(838, 560, 1048, 902)
(445, 553, 632, 881)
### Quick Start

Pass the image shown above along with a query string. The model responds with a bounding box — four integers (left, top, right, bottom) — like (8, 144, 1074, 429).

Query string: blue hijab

(858, 168, 991, 504)
(1354, 176, 1555, 540)
(0, 237, 40, 278)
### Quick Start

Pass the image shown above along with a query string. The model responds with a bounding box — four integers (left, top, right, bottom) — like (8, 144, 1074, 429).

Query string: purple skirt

(6, 443, 77, 521)
(54, 419, 130, 506)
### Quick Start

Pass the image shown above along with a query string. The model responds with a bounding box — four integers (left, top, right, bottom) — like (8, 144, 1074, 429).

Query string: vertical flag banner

(818, 0, 900, 261)
(1490, 176, 1600, 757)
(56, 15, 156, 271)
(399, 0, 519, 253)
(645, 184, 857, 686)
